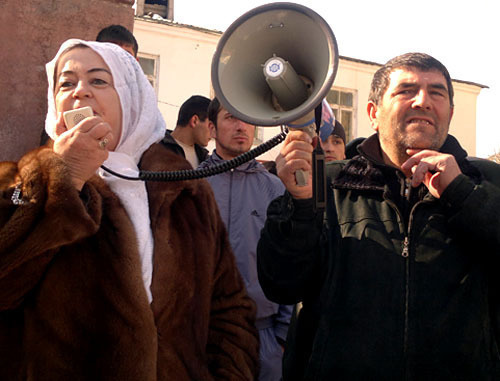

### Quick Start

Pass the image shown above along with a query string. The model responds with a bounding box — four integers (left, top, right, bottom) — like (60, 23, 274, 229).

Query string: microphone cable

(100, 128, 287, 182)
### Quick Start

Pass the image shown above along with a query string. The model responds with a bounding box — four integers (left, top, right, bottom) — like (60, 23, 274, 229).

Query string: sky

(170, 0, 499, 158)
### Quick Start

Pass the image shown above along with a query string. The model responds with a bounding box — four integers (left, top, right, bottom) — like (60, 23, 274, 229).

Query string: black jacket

(161, 130, 208, 166)
(257, 134, 500, 380)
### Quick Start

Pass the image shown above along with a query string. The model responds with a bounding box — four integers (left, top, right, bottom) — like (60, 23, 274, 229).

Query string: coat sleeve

(257, 192, 324, 305)
(206, 194, 260, 380)
(274, 303, 294, 342)
(441, 165, 500, 248)
(0, 147, 102, 310)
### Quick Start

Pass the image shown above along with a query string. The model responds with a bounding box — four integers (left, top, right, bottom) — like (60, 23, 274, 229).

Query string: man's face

(212, 108, 255, 160)
(368, 68, 454, 166)
(320, 134, 346, 162)
(193, 116, 211, 147)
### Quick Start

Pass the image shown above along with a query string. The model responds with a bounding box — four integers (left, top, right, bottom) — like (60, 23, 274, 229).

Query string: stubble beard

(385, 121, 447, 166)
(217, 141, 250, 160)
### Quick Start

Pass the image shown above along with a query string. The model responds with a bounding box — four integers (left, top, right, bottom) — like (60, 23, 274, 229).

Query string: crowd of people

(1, 22, 499, 381)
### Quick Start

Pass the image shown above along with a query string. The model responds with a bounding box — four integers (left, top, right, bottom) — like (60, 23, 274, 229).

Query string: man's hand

(275, 130, 314, 199)
(401, 149, 462, 198)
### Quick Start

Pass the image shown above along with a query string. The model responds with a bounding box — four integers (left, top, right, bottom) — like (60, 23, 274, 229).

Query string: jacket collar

(161, 130, 177, 146)
(333, 134, 479, 191)
(202, 151, 264, 173)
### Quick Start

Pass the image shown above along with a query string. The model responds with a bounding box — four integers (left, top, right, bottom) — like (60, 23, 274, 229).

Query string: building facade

(133, 15, 485, 159)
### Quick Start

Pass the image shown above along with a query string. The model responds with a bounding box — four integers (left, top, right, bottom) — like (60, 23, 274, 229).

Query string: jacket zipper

(402, 236, 409, 257)
(403, 178, 412, 380)
(403, 235, 410, 380)
(402, 182, 430, 381)
(386, 177, 412, 380)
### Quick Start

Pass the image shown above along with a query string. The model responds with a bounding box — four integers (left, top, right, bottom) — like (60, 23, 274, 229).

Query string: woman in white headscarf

(0, 39, 258, 380)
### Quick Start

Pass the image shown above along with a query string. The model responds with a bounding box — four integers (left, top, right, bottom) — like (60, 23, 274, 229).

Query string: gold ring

(99, 138, 109, 149)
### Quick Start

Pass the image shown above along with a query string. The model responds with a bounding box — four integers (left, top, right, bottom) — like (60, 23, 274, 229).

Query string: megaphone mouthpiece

(263, 55, 309, 111)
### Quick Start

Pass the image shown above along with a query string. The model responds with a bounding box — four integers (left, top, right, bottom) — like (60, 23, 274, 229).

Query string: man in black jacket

(162, 95, 211, 168)
(257, 52, 500, 379)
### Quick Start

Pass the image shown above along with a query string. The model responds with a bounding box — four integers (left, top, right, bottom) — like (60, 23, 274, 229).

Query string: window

(254, 127, 264, 144)
(143, 0, 171, 18)
(138, 54, 159, 93)
(145, 0, 168, 5)
(326, 88, 356, 142)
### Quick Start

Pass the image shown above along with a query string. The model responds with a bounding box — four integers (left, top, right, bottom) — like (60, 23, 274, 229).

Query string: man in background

(96, 24, 138, 58)
(162, 95, 211, 168)
(318, 101, 346, 162)
(200, 98, 292, 381)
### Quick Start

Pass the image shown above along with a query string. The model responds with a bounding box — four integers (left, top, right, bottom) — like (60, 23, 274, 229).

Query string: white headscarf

(45, 39, 166, 302)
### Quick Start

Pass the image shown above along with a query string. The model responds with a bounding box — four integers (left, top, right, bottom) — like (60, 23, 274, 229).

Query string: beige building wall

(133, 17, 483, 160)
(134, 18, 219, 130)
(450, 81, 482, 156)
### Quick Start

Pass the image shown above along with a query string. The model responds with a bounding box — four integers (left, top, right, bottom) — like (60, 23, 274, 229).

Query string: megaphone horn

(211, 2, 339, 127)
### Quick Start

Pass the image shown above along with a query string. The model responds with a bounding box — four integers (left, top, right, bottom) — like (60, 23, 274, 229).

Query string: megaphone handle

(295, 169, 308, 187)
(288, 124, 316, 187)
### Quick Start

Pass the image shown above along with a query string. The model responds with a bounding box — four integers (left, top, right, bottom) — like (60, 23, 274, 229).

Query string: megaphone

(100, 2, 340, 187)
(211, 2, 339, 127)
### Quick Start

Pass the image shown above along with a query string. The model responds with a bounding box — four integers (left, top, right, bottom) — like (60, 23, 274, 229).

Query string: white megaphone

(211, 2, 339, 127)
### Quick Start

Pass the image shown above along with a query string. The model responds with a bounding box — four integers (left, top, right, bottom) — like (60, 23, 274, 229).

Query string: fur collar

(139, 143, 204, 223)
(332, 134, 482, 192)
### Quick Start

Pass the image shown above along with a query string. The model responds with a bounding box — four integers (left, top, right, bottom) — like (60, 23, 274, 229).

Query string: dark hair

(176, 95, 211, 126)
(207, 97, 223, 128)
(96, 25, 138, 57)
(368, 52, 454, 107)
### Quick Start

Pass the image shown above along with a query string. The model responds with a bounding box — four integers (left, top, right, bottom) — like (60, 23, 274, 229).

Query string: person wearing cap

(318, 102, 346, 162)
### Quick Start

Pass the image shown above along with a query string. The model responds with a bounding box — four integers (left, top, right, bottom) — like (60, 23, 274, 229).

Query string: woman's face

(54, 47, 122, 151)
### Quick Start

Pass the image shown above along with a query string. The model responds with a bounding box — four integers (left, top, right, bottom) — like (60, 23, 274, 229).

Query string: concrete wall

(0, 0, 134, 161)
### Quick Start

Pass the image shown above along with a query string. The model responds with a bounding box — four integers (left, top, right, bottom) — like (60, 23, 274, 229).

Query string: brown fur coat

(0, 143, 259, 380)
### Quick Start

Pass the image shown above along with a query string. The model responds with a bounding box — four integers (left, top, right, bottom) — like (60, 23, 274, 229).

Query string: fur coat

(0, 142, 259, 380)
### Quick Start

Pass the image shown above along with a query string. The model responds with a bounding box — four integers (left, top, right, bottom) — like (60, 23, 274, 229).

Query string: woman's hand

(53, 113, 114, 191)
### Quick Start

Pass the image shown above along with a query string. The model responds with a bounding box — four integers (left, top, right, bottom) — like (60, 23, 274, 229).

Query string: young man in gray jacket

(199, 98, 292, 381)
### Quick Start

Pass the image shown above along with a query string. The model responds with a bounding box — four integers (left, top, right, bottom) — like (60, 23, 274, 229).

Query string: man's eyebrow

(394, 82, 418, 89)
(393, 82, 448, 92)
(428, 83, 448, 92)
